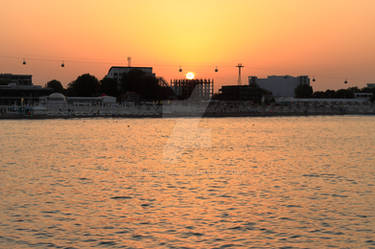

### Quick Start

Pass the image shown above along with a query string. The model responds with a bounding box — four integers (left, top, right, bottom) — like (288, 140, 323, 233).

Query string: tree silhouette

(66, 74, 100, 97)
(45, 80, 65, 94)
(312, 87, 363, 99)
(335, 89, 354, 98)
(120, 69, 173, 100)
(100, 77, 119, 97)
(295, 84, 313, 98)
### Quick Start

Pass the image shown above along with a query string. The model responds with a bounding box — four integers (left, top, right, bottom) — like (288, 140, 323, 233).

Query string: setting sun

(186, 72, 195, 80)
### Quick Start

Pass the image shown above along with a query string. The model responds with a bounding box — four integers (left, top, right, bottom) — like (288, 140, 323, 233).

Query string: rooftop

(108, 66, 152, 70)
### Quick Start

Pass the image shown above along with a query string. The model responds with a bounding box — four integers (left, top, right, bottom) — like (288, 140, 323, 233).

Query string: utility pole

(236, 63, 244, 85)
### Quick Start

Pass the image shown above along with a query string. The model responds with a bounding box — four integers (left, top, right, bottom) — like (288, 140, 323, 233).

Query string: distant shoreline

(1, 100, 374, 120)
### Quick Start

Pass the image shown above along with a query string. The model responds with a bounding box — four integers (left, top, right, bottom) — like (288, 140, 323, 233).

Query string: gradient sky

(1, 0, 375, 91)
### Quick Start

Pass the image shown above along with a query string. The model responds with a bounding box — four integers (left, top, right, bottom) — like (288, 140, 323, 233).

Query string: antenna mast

(236, 63, 244, 85)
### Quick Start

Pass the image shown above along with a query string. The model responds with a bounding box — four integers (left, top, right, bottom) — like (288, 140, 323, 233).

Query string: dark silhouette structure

(295, 84, 313, 98)
(100, 77, 119, 97)
(46, 80, 65, 94)
(66, 74, 100, 97)
(236, 63, 244, 85)
(0, 74, 33, 86)
(170, 79, 214, 100)
(120, 69, 174, 101)
(0, 74, 52, 105)
(215, 84, 272, 104)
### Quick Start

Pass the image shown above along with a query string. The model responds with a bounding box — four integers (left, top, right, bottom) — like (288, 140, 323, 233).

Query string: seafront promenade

(1, 100, 374, 119)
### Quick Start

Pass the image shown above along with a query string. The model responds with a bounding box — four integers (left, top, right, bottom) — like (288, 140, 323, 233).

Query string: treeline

(312, 87, 374, 100)
(45, 70, 175, 101)
(295, 84, 375, 101)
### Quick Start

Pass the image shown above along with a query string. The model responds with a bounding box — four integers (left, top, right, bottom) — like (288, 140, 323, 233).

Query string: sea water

(0, 116, 374, 248)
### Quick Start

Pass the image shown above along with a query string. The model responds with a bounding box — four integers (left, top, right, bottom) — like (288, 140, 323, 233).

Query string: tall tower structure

(236, 63, 244, 85)
(127, 57, 132, 67)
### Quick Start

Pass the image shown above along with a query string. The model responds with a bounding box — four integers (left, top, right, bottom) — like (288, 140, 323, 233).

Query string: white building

(248, 75, 310, 97)
(39, 93, 117, 109)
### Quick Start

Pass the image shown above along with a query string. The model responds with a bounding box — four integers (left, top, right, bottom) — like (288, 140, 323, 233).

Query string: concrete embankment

(1, 101, 374, 119)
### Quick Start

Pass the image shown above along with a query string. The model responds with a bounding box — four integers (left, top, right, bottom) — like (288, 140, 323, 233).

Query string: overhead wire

(0, 54, 367, 84)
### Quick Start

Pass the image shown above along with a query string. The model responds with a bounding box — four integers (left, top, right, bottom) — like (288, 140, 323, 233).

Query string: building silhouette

(106, 66, 155, 81)
(0, 73, 33, 86)
(0, 73, 52, 105)
(248, 75, 310, 97)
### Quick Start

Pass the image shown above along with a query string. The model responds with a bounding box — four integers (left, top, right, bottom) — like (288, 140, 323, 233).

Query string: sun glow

(186, 72, 195, 80)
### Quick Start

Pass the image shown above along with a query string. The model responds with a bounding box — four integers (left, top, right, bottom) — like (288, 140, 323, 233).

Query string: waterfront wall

(0, 101, 374, 119)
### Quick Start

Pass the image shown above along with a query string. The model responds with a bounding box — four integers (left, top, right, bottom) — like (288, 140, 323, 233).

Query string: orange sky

(1, 0, 375, 91)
